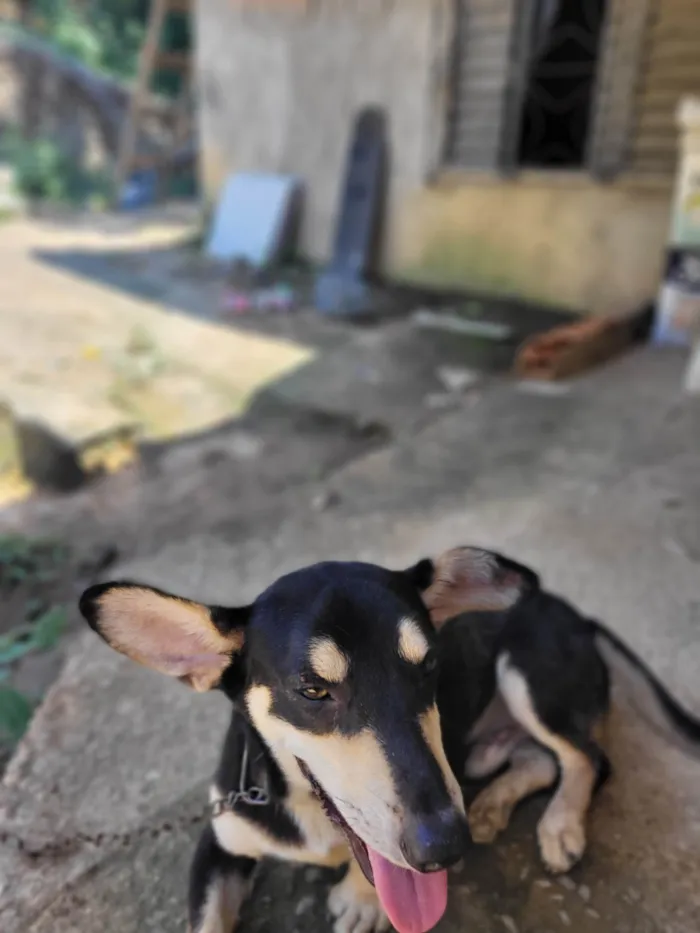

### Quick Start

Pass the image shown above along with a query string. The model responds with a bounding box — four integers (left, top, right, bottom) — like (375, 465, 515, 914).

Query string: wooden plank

(647, 46, 700, 68)
(457, 15, 514, 36)
(629, 0, 700, 178)
(630, 159, 678, 175)
(514, 311, 648, 381)
(114, 0, 169, 197)
(638, 87, 696, 111)
(133, 94, 181, 118)
(649, 21, 700, 42)
(237, 0, 308, 9)
(154, 50, 189, 72)
(638, 71, 700, 92)
(651, 0, 700, 17)
(453, 45, 511, 69)
(454, 72, 510, 93)
(588, 0, 653, 178)
(632, 137, 678, 158)
(445, 0, 516, 170)
(452, 118, 506, 142)
(636, 110, 676, 135)
(130, 140, 195, 171)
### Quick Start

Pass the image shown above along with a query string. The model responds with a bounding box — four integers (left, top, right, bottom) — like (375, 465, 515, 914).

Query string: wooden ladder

(114, 0, 193, 202)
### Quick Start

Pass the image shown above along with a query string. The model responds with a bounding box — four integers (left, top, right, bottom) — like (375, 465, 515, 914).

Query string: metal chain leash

(0, 736, 271, 863)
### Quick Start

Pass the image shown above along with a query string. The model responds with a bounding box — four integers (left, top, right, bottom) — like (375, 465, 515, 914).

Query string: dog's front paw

(537, 809, 586, 874)
(467, 786, 513, 844)
(328, 866, 390, 933)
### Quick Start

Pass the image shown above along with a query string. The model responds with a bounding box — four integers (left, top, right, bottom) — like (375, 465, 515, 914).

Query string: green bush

(0, 535, 69, 745)
(2, 129, 114, 205)
(13, 136, 68, 200)
(53, 7, 103, 69)
(31, 0, 188, 87)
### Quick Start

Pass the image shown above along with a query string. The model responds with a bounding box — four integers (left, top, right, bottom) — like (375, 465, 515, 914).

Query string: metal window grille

(444, 0, 653, 178)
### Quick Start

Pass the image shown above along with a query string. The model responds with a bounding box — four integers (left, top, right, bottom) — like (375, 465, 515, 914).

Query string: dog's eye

(422, 652, 438, 676)
(299, 686, 331, 701)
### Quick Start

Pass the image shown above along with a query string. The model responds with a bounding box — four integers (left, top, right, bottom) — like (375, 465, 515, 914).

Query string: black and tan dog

(79, 547, 700, 933)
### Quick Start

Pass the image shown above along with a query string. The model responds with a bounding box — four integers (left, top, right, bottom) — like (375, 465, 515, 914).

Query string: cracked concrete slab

(2, 348, 699, 933)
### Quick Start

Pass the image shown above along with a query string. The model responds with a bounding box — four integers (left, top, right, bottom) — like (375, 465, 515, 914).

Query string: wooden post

(113, 0, 169, 202)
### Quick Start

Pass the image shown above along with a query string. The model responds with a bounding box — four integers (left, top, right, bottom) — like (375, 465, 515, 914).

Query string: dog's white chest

(287, 784, 347, 860)
(211, 782, 347, 867)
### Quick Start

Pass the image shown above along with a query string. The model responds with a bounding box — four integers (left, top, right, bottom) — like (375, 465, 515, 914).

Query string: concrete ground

(0, 210, 315, 502)
(1, 344, 699, 933)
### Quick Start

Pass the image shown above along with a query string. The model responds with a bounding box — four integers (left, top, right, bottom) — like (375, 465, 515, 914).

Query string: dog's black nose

(401, 807, 468, 873)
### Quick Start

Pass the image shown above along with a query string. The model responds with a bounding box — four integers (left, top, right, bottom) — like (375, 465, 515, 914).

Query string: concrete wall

(196, 0, 446, 260)
(195, 0, 673, 314)
(396, 175, 672, 314)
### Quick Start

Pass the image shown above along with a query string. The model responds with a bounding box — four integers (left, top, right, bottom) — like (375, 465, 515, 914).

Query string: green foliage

(1, 129, 114, 205)
(0, 535, 69, 746)
(0, 606, 67, 743)
(1, 1, 193, 206)
(12, 135, 69, 200)
(0, 607, 67, 666)
(53, 6, 103, 69)
(31, 0, 190, 87)
(0, 686, 33, 743)
(33, 0, 148, 80)
(29, 606, 68, 651)
(95, 14, 148, 81)
(0, 534, 68, 587)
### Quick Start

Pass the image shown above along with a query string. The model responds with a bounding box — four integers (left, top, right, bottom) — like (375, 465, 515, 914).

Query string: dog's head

(80, 547, 535, 933)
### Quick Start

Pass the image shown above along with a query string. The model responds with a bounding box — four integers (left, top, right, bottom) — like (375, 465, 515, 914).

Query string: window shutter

(631, 0, 700, 177)
(588, 0, 653, 179)
(444, 0, 519, 170)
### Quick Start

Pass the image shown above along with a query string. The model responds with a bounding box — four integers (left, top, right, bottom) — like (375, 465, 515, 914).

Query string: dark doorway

(517, 0, 608, 168)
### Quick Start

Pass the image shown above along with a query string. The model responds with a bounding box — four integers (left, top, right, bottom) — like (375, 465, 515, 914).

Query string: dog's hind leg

(188, 824, 257, 933)
(468, 741, 558, 844)
(464, 726, 527, 779)
(464, 694, 528, 779)
(496, 656, 609, 874)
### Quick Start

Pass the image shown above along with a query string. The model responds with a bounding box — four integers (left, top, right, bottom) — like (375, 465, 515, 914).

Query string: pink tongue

(367, 847, 447, 933)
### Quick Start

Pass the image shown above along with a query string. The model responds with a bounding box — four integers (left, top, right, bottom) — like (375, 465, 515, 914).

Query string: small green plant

(0, 686, 33, 743)
(12, 136, 68, 201)
(0, 606, 67, 742)
(53, 6, 102, 69)
(30, 0, 188, 87)
(0, 534, 68, 587)
(0, 129, 115, 206)
(0, 535, 70, 745)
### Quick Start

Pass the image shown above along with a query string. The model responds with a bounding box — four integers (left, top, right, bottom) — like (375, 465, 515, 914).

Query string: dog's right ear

(79, 581, 251, 693)
(404, 547, 539, 628)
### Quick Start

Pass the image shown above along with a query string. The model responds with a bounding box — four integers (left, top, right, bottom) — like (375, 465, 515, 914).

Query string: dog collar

(211, 734, 271, 816)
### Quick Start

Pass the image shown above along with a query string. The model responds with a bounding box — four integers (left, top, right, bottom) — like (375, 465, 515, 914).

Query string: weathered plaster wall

(196, 0, 446, 261)
(397, 176, 672, 313)
(196, 0, 672, 313)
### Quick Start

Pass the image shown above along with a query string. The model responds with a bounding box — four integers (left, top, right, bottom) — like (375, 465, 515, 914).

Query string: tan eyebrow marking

(398, 617, 429, 664)
(308, 636, 349, 683)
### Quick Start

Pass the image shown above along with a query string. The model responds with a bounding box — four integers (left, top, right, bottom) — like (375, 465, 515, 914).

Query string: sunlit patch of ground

(0, 214, 316, 504)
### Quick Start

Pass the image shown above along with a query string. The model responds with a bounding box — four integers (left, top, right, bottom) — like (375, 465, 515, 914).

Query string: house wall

(195, 0, 446, 259)
(195, 0, 689, 313)
(396, 176, 672, 313)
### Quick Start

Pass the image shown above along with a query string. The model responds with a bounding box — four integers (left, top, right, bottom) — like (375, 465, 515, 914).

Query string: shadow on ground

(1, 348, 699, 933)
(32, 231, 577, 350)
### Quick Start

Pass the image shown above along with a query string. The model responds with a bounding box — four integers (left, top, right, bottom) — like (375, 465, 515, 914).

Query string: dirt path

(0, 211, 314, 503)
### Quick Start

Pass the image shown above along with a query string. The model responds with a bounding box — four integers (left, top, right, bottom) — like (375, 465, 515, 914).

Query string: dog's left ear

(79, 581, 251, 692)
(404, 547, 539, 628)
